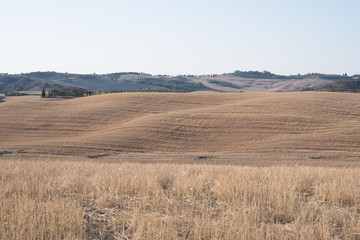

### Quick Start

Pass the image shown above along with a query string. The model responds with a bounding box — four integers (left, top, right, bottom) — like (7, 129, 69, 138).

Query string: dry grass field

(1, 92, 360, 239)
(1, 160, 360, 240)
(1, 91, 360, 160)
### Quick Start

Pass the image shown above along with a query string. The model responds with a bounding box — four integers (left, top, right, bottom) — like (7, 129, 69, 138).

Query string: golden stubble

(1, 92, 360, 158)
(1, 159, 360, 240)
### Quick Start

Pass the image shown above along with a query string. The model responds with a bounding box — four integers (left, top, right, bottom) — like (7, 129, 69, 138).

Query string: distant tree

(70, 89, 77, 96)
(41, 88, 46, 98)
(50, 89, 59, 97)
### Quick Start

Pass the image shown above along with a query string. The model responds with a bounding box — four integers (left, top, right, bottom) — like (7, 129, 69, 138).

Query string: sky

(1, 0, 359, 76)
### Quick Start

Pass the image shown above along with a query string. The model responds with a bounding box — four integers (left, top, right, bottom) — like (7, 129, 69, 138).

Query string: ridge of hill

(311, 77, 360, 93)
(1, 92, 360, 160)
(1, 70, 357, 93)
(0, 72, 210, 93)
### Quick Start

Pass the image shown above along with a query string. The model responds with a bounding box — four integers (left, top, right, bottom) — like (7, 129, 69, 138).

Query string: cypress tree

(41, 88, 46, 98)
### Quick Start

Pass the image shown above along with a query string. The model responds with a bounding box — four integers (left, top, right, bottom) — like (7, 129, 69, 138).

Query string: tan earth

(1, 92, 360, 164)
(190, 75, 333, 92)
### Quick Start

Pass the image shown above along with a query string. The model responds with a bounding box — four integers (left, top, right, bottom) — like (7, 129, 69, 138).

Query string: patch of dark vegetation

(232, 70, 286, 79)
(23, 71, 62, 79)
(46, 87, 88, 98)
(0, 151, 12, 156)
(125, 77, 210, 92)
(5, 91, 29, 96)
(87, 154, 111, 159)
(103, 72, 147, 79)
(0, 96, 4, 103)
(0, 75, 63, 93)
(231, 70, 354, 81)
(209, 80, 242, 89)
(0, 76, 36, 92)
(309, 155, 326, 160)
(197, 155, 215, 160)
(313, 78, 360, 93)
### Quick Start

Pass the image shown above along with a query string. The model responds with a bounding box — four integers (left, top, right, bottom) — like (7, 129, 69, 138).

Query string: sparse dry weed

(1, 159, 360, 240)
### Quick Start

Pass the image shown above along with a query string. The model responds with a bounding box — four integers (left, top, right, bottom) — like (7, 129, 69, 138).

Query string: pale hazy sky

(1, 0, 359, 75)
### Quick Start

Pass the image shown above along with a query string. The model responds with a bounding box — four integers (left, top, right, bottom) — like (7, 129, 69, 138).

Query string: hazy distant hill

(0, 75, 63, 93)
(0, 72, 210, 93)
(0, 70, 357, 93)
(187, 71, 357, 92)
(311, 76, 360, 93)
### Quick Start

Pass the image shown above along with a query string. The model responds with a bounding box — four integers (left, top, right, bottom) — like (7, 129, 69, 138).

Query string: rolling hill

(313, 77, 360, 93)
(0, 72, 209, 93)
(1, 71, 356, 93)
(1, 92, 360, 161)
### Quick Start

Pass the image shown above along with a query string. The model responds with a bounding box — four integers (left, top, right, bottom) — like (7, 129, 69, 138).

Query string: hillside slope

(1, 92, 360, 160)
(191, 75, 334, 92)
(2, 71, 355, 93)
(314, 77, 360, 93)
